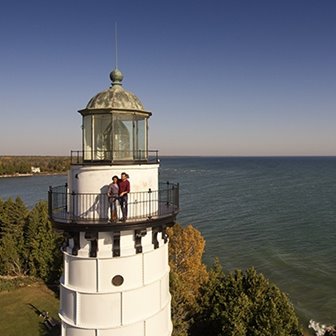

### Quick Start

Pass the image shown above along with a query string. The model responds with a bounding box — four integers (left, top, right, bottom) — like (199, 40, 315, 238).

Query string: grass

(0, 280, 60, 336)
(0, 278, 314, 336)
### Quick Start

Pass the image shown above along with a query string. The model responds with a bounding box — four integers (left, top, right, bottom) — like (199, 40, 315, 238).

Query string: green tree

(167, 224, 208, 336)
(25, 201, 63, 282)
(191, 260, 303, 336)
(0, 197, 29, 275)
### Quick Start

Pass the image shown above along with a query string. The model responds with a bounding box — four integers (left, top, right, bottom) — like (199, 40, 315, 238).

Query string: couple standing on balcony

(107, 172, 130, 222)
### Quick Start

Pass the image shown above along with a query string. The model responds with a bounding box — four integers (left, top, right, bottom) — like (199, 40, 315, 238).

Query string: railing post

(71, 191, 76, 222)
(65, 183, 68, 213)
(148, 188, 152, 218)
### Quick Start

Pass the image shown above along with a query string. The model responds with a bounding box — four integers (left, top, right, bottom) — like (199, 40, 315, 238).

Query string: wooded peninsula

(0, 156, 70, 176)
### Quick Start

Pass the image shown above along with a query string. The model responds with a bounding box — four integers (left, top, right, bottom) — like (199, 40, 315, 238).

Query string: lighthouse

(48, 67, 179, 336)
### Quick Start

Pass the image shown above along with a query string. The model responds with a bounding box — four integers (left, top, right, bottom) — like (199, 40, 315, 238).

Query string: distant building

(31, 166, 41, 173)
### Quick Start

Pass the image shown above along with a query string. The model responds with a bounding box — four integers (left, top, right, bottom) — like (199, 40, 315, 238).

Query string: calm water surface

(1, 157, 335, 329)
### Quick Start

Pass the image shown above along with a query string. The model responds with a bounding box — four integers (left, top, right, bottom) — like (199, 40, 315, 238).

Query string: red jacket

(118, 179, 130, 195)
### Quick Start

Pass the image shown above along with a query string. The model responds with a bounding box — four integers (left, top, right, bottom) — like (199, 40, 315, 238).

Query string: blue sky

(0, 0, 335, 156)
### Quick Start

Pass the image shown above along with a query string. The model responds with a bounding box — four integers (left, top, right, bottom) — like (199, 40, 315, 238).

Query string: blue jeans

(119, 195, 128, 220)
(109, 196, 119, 219)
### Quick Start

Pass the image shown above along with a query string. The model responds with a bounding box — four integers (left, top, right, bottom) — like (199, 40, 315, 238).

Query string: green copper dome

(85, 69, 146, 112)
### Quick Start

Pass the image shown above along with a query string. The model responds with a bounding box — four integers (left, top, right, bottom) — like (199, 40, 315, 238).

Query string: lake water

(1, 157, 335, 330)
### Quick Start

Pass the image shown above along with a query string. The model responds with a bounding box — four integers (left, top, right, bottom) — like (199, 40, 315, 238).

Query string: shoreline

(0, 172, 67, 178)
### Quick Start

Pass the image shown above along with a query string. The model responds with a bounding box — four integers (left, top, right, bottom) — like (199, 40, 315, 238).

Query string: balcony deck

(49, 182, 179, 232)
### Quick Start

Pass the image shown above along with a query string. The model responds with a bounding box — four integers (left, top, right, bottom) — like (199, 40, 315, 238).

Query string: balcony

(48, 182, 179, 231)
(70, 150, 159, 165)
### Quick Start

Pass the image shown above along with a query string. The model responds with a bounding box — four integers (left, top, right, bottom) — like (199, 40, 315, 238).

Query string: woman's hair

(112, 175, 119, 181)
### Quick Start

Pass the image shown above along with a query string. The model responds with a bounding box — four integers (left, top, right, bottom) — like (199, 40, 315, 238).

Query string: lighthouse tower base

(60, 228, 172, 336)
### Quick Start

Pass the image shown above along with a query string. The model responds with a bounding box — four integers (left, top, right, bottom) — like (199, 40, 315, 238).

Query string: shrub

(191, 260, 303, 336)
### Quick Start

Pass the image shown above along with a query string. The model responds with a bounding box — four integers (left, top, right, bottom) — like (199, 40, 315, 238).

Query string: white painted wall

(67, 164, 159, 220)
(69, 164, 159, 194)
(60, 242, 172, 335)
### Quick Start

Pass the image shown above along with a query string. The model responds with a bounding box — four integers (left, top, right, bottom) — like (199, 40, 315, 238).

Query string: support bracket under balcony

(72, 232, 80, 256)
(152, 227, 160, 249)
(85, 232, 98, 258)
(113, 232, 121, 257)
(135, 229, 147, 254)
(161, 225, 168, 244)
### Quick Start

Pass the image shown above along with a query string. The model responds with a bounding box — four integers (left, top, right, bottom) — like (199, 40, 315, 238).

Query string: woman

(107, 175, 119, 221)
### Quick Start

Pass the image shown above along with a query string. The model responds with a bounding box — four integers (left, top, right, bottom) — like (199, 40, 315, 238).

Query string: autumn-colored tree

(191, 260, 303, 336)
(167, 223, 208, 336)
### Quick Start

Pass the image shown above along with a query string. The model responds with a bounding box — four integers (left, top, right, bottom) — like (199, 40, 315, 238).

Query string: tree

(25, 201, 63, 282)
(191, 260, 303, 336)
(167, 224, 208, 336)
(0, 197, 28, 275)
(0, 197, 63, 282)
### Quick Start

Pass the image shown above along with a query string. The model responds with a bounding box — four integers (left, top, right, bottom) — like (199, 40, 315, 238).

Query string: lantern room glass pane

(113, 114, 133, 160)
(92, 114, 112, 160)
(135, 117, 147, 160)
(83, 115, 92, 160)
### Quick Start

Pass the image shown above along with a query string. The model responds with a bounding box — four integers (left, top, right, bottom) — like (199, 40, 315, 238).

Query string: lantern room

(78, 69, 152, 163)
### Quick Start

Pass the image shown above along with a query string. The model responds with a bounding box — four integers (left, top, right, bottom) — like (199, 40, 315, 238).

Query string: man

(118, 172, 130, 221)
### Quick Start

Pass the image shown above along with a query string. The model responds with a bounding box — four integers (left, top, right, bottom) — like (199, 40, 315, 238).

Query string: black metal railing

(70, 150, 159, 165)
(48, 182, 179, 224)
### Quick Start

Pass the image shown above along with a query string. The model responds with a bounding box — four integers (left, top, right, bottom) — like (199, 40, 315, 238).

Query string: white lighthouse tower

(48, 68, 179, 336)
